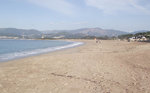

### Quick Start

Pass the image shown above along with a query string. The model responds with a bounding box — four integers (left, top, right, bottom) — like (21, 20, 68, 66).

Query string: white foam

(0, 42, 83, 62)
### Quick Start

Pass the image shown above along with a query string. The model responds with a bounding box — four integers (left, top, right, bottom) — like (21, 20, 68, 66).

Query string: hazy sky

(0, 0, 150, 32)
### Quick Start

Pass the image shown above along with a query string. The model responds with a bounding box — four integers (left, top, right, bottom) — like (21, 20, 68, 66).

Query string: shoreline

(0, 40, 84, 63)
(0, 40, 150, 93)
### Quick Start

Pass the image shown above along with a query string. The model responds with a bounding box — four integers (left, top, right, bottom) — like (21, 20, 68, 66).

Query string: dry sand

(0, 40, 150, 93)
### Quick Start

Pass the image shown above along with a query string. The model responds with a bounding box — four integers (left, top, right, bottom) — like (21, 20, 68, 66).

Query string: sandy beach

(0, 40, 150, 93)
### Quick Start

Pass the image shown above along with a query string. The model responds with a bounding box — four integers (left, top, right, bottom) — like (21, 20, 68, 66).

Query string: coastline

(0, 40, 150, 93)
(0, 39, 83, 62)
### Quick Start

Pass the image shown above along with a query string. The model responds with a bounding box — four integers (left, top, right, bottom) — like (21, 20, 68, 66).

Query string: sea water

(0, 39, 83, 62)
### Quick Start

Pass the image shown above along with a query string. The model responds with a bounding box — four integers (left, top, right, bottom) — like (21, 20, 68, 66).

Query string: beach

(0, 40, 150, 93)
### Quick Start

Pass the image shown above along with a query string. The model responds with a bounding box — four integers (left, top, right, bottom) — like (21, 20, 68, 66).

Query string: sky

(0, 0, 150, 32)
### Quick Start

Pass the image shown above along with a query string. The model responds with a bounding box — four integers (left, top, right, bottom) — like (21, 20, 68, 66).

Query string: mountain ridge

(131, 30, 150, 34)
(43, 27, 128, 37)
(0, 28, 42, 38)
(1, 27, 142, 39)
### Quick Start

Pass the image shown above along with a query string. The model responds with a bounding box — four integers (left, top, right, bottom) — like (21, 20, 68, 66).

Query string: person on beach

(95, 38, 98, 43)
(95, 38, 101, 43)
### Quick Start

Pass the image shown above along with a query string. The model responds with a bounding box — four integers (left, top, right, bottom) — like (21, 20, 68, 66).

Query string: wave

(0, 41, 83, 62)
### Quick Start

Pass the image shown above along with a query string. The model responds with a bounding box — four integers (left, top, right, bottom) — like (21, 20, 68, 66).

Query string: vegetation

(118, 34, 134, 40)
(118, 31, 150, 40)
(80, 35, 115, 40)
(135, 32, 150, 38)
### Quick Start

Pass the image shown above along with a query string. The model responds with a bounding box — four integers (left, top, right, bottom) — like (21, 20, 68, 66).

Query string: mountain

(71, 28, 128, 37)
(131, 30, 150, 34)
(43, 28, 128, 37)
(0, 28, 42, 38)
(0, 27, 128, 39)
(43, 32, 87, 39)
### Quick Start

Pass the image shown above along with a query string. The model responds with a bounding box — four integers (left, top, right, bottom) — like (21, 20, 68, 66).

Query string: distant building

(128, 36, 147, 42)
(41, 34, 45, 39)
(53, 36, 64, 39)
(0, 36, 19, 39)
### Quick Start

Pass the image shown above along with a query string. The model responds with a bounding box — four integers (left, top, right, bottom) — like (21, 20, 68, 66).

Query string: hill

(0, 27, 128, 39)
(118, 31, 150, 40)
(0, 28, 42, 39)
(43, 28, 128, 38)
(131, 30, 149, 34)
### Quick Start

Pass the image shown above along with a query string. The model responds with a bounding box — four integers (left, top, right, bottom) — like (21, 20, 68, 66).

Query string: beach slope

(0, 40, 150, 93)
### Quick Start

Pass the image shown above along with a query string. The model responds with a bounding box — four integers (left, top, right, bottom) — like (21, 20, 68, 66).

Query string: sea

(0, 39, 83, 62)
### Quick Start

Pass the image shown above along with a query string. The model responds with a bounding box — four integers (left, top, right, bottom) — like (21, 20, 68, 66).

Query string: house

(128, 36, 147, 42)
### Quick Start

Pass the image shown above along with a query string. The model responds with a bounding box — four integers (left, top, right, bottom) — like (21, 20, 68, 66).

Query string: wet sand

(0, 40, 150, 93)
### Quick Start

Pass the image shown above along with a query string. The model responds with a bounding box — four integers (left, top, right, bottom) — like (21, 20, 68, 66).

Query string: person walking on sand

(95, 38, 98, 43)
(95, 38, 101, 44)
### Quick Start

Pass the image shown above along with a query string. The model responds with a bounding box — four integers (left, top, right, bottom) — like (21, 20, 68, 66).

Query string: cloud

(27, 0, 75, 15)
(85, 0, 150, 15)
